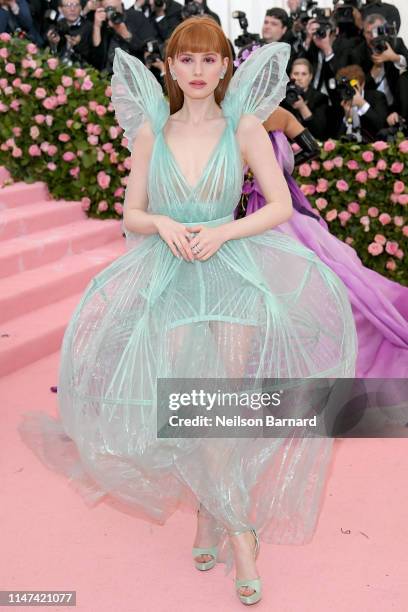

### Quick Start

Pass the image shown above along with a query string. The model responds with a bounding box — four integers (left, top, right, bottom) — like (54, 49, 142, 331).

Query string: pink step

(0, 240, 125, 324)
(0, 200, 86, 240)
(0, 218, 122, 279)
(0, 293, 82, 377)
(0, 182, 50, 209)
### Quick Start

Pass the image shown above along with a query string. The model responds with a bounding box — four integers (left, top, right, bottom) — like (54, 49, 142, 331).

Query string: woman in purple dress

(236, 106, 408, 377)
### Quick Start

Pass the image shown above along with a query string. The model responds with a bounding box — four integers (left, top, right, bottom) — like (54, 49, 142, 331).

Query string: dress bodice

(110, 43, 291, 225)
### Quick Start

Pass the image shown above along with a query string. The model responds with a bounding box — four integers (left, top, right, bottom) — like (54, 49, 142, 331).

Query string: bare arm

(263, 107, 305, 139)
(123, 121, 195, 261)
(222, 114, 293, 241)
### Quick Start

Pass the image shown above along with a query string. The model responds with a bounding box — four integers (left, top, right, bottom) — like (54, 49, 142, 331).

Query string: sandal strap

(192, 545, 218, 557)
(236, 577, 261, 589)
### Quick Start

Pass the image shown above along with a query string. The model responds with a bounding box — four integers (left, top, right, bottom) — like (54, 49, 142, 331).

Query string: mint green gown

(19, 43, 358, 574)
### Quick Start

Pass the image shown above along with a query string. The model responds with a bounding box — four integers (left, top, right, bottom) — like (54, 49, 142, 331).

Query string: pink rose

(102, 142, 113, 153)
(0, 48, 8, 59)
(390, 193, 400, 204)
(374, 234, 386, 245)
(75, 68, 86, 78)
(323, 139, 336, 152)
(40, 141, 50, 152)
(299, 163, 312, 177)
(325, 209, 338, 222)
(379, 213, 391, 225)
(10, 100, 21, 111)
(311, 160, 320, 171)
(20, 83, 32, 94)
(372, 141, 389, 152)
(33, 68, 43, 78)
(97, 200, 108, 213)
(398, 140, 408, 154)
(95, 104, 107, 116)
(386, 259, 396, 271)
(28, 144, 41, 157)
(316, 178, 329, 193)
(35, 87, 47, 99)
(62, 76, 73, 87)
(347, 201, 360, 214)
(114, 187, 124, 197)
(12, 147, 22, 157)
(88, 135, 98, 145)
(97, 171, 111, 190)
(338, 211, 351, 225)
(47, 58, 59, 70)
(362, 150, 374, 163)
(30, 126, 40, 139)
(347, 159, 359, 170)
(81, 78, 94, 91)
(47, 162, 56, 171)
(391, 161, 404, 174)
(43, 96, 58, 110)
(105, 85, 112, 97)
(109, 126, 119, 139)
(403, 226, 408, 237)
(368, 242, 383, 256)
(398, 194, 408, 205)
(345, 237, 354, 245)
(34, 114, 45, 124)
(376, 159, 387, 171)
(62, 151, 76, 162)
(385, 241, 398, 255)
(360, 216, 370, 226)
(356, 171, 368, 184)
(323, 160, 334, 171)
(315, 197, 328, 210)
(114, 202, 123, 215)
(81, 197, 91, 211)
(368, 207, 379, 217)
(69, 166, 80, 177)
(26, 43, 37, 54)
(5, 62, 16, 74)
(12, 127, 21, 137)
(393, 181, 405, 194)
(394, 216, 404, 227)
(368, 167, 379, 179)
(333, 156, 344, 168)
(396, 249, 404, 260)
(336, 179, 349, 192)
(47, 145, 57, 156)
(58, 133, 71, 142)
(0, 33, 11, 42)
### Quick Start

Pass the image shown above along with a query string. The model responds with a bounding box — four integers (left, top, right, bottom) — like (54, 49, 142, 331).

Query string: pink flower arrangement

(368, 242, 383, 256)
(299, 163, 312, 177)
(372, 141, 389, 152)
(323, 140, 336, 152)
(391, 161, 404, 174)
(362, 150, 374, 163)
(315, 197, 328, 210)
(336, 179, 349, 192)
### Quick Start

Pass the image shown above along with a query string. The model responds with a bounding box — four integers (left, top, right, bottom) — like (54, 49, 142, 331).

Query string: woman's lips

(189, 81, 207, 89)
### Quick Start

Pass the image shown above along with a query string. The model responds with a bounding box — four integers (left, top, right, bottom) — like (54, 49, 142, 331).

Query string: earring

(170, 70, 177, 81)
(220, 69, 226, 80)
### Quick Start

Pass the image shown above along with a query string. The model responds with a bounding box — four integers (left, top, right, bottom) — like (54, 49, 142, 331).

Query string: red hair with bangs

(164, 16, 233, 114)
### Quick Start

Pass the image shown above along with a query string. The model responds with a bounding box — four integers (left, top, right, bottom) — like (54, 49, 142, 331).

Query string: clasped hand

(155, 216, 226, 262)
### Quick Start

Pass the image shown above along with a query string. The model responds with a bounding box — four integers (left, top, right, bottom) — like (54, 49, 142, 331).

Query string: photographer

(181, 1, 220, 26)
(146, 0, 182, 43)
(281, 58, 329, 141)
(44, 0, 94, 65)
(335, 64, 388, 141)
(0, 0, 43, 45)
(92, 0, 156, 73)
(361, 0, 400, 33)
(350, 13, 408, 122)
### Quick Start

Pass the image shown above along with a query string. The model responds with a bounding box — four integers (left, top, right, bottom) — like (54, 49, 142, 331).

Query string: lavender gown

(236, 131, 408, 378)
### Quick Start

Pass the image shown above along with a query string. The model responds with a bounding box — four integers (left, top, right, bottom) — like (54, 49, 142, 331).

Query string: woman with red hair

(19, 17, 358, 606)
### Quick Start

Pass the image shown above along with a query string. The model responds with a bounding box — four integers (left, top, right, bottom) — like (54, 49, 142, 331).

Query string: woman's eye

(204, 57, 216, 63)
(180, 57, 192, 63)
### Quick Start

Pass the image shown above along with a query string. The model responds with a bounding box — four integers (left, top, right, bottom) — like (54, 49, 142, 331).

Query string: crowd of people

(1, 0, 407, 142)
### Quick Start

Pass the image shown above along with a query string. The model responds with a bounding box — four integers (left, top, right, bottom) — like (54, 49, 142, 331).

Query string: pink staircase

(0, 169, 125, 376)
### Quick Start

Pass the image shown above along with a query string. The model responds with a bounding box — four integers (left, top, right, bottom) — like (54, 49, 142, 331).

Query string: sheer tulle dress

(18, 43, 358, 574)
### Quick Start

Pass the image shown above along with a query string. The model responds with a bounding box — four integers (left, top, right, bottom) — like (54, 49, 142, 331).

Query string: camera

(336, 76, 358, 101)
(144, 38, 164, 69)
(313, 17, 334, 39)
(232, 11, 260, 48)
(105, 5, 124, 25)
(182, 1, 204, 19)
(371, 23, 397, 54)
(285, 80, 305, 105)
(377, 117, 408, 142)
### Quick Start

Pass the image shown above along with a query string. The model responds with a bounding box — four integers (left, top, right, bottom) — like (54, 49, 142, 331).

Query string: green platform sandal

(229, 527, 262, 605)
(192, 505, 218, 571)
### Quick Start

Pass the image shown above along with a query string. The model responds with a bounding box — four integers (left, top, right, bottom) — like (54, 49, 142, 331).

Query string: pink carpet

(2, 171, 407, 610)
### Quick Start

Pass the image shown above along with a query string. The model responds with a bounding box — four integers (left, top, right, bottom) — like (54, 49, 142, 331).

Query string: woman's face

(168, 51, 228, 99)
(290, 63, 313, 90)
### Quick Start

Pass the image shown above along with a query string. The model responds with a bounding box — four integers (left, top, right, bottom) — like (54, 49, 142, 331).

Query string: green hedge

(0, 34, 406, 285)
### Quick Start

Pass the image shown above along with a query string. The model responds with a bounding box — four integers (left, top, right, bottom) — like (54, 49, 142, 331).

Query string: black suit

(281, 87, 330, 141)
(148, 0, 183, 43)
(336, 89, 389, 141)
